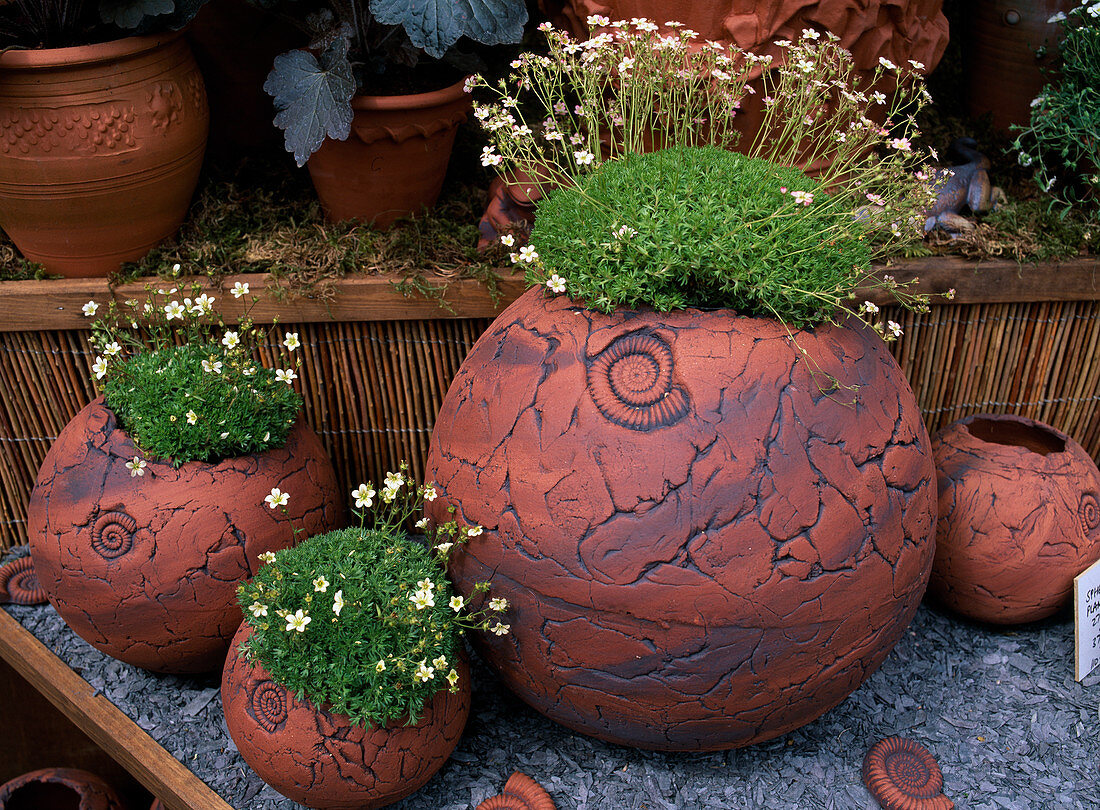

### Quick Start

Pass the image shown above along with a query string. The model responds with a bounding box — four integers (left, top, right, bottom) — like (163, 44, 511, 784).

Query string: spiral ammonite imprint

(91, 511, 138, 559)
(862, 737, 953, 810)
(0, 557, 48, 605)
(1080, 493, 1100, 534)
(250, 681, 289, 733)
(475, 772, 556, 810)
(587, 332, 689, 430)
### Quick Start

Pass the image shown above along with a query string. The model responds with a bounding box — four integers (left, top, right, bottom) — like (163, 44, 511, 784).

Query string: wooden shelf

(0, 608, 233, 810)
(0, 255, 1097, 333)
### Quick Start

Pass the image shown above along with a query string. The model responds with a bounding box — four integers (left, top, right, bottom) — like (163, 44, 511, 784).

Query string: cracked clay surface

(931, 414, 1100, 625)
(27, 399, 342, 674)
(222, 623, 471, 810)
(427, 288, 937, 751)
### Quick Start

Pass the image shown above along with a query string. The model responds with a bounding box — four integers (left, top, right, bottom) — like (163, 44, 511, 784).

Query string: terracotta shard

(931, 413, 1100, 624)
(476, 772, 556, 810)
(0, 557, 47, 605)
(427, 288, 937, 751)
(862, 737, 954, 810)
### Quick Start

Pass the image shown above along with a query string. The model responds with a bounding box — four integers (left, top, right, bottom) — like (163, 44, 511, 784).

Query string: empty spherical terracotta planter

(427, 288, 937, 751)
(0, 32, 208, 277)
(27, 398, 342, 674)
(930, 413, 1100, 624)
(306, 78, 470, 227)
(222, 623, 471, 810)
(0, 767, 123, 810)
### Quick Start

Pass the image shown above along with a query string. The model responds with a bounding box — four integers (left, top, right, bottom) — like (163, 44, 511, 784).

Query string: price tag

(1074, 557, 1100, 681)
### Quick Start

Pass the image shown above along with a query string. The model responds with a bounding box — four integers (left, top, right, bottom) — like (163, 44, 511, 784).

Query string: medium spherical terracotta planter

(930, 413, 1100, 624)
(0, 767, 123, 810)
(306, 78, 471, 227)
(427, 288, 937, 751)
(0, 33, 209, 277)
(27, 398, 342, 674)
(222, 623, 471, 810)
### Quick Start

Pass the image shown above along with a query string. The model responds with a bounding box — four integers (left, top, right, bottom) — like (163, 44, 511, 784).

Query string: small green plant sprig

(1013, 1, 1100, 212)
(82, 272, 303, 465)
(238, 465, 508, 728)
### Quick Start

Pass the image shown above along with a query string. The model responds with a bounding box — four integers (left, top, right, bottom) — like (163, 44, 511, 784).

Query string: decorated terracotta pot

(427, 288, 937, 751)
(0, 767, 123, 810)
(930, 413, 1100, 624)
(222, 623, 471, 810)
(0, 33, 208, 277)
(307, 78, 471, 227)
(27, 398, 342, 674)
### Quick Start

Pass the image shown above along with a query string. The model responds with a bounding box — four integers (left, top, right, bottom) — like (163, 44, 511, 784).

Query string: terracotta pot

(427, 288, 937, 751)
(27, 398, 342, 674)
(0, 768, 123, 810)
(307, 78, 471, 227)
(965, 0, 1074, 130)
(0, 556, 47, 604)
(0, 33, 209, 278)
(222, 623, 471, 810)
(930, 413, 1100, 624)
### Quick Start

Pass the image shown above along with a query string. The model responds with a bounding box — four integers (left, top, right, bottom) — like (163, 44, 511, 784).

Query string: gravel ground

(3, 544, 1097, 810)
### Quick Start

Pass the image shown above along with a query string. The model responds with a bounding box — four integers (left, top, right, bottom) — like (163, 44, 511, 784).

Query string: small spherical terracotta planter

(0, 557, 47, 605)
(0, 32, 208, 277)
(306, 77, 471, 227)
(930, 413, 1100, 624)
(862, 737, 953, 810)
(427, 288, 937, 751)
(27, 398, 342, 674)
(222, 623, 471, 810)
(0, 767, 123, 810)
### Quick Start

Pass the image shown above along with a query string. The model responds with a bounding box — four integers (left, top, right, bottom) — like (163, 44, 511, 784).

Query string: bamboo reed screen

(2, 277, 1099, 551)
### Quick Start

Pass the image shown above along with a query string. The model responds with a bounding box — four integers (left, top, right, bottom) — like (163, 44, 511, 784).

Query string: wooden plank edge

(0, 256, 1097, 332)
(0, 608, 233, 810)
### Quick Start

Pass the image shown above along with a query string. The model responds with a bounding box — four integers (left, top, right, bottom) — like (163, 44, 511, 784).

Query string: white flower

(192, 293, 215, 314)
(409, 589, 435, 610)
(186, 410, 198, 425)
(888, 321, 903, 337)
(313, 576, 329, 593)
(275, 368, 297, 385)
(221, 331, 240, 349)
(285, 609, 311, 632)
(862, 301, 880, 315)
(333, 589, 344, 616)
(790, 190, 814, 206)
(125, 457, 146, 477)
(613, 225, 637, 239)
(889, 137, 912, 152)
(201, 358, 223, 374)
(416, 517, 429, 530)
(163, 301, 185, 320)
(463, 75, 478, 93)
(466, 525, 484, 538)
(435, 541, 453, 553)
(417, 578, 435, 593)
(230, 281, 250, 299)
(573, 149, 596, 166)
(490, 597, 509, 612)
(490, 622, 511, 636)
(381, 485, 398, 503)
(446, 668, 460, 687)
(500, 234, 515, 247)
(384, 471, 405, 490)
(480, 146, 503, 167)
(1048, 10, 1068, 21)
(422, 484, 438, 502)
(92, 357, 109, 380)
(249, 602, 268, 618)
(242, 365, 258, 376)
(413, 660, 435, 683)
(449, 595, 466, 612)
(878, 56, 898, 70)
(375, 659, 387, 672)
(352, 484, 375, 509)
(513, 246, 537, 265)
(258, 551, 277, 564)
(282, 332, 300, 352)
(102, 341, 122, 357)
(265, 488, 289, 509)
(82, 301, 99, 317)
(546, 274, 567, 294)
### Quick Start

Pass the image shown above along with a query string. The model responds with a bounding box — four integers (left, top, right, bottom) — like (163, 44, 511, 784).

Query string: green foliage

(1013, 2, 1100, 212)
(529, 146, 872, 327)
(238, 468, 508, 728)
(103, 342, 300, 464)
(0, 0, 209, 48)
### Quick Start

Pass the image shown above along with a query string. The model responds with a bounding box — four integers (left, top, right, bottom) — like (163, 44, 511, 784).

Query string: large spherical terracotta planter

(0, 767, 123, 810)
(27, 398, 342, 674)
(306, 78, 471, 227)
(0, 33, 208, 277)
(427, 288, 937, 751)
(930, 413, 1100, 624)
(222, 623, 471, 810)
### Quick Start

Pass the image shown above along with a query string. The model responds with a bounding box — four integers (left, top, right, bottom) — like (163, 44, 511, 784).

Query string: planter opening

(965, 417, 1065, 456)
(4, 783, 81, 810)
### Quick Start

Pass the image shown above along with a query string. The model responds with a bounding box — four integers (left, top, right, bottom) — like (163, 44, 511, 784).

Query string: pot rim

(0, 30, 184, 69)
(351, 75, 470, 113)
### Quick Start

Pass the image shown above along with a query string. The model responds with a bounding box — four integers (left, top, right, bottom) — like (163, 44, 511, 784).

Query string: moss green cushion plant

(528, 145, 872, 328)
